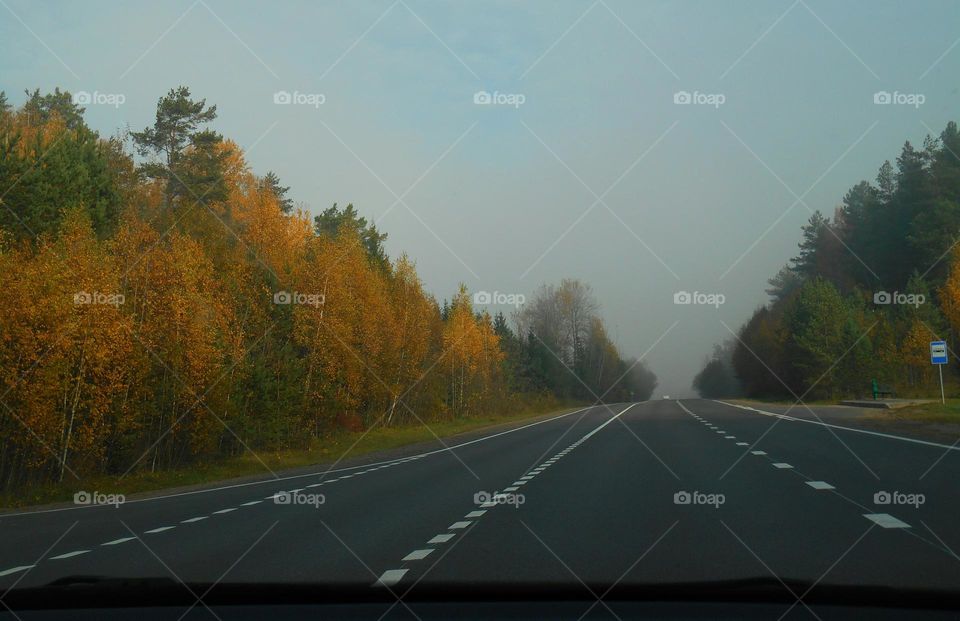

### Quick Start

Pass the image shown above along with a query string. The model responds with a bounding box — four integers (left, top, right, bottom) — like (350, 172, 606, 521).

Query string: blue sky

(3, 0, 959, 396)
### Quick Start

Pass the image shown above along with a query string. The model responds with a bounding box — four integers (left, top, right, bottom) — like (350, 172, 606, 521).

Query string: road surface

(1, 399, 959, 597)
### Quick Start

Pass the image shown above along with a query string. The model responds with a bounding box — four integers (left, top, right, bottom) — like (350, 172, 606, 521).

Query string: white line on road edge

(5, 404, 610, 518)
(715, 400, 960, 451)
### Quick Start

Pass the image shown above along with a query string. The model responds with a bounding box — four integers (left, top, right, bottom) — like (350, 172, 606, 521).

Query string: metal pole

(939, 364, 945, 405)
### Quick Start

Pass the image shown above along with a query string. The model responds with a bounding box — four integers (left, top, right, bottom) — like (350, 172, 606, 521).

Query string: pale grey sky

(3, 0, 959, 396)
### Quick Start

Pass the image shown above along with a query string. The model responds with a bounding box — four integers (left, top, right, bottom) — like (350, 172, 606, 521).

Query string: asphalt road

(2, 398, 959, 599)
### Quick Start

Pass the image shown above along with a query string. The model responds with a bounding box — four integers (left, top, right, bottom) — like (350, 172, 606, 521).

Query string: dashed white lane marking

(725, 436, 736, 439)
(751, 450, 767, 455)
(144, 526, 175, 534)
(181, 516, 208, 523)
(213, 508, 237, 514)
(715, 400, 960, 452)
(50, 550, 89, 560)
(14, 406, 604, 520)
(806, 481, 836, 490)
(306, 483, 324, 488)
(0, 565, 33, 577)
(402, 549, 434, 561)
(373, 402, 639, 589)
(736, 442, 749, 446)
(503, 486, 520, 492)
(373, 569, 408, 587)
(772, 463, 793, 469)
(864, 513, 911, 528)
(240, 500, 262, 506)
(101, 537, 136, 546)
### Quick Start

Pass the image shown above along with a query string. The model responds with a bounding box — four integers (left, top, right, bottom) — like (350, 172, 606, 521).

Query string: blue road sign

(931, 341, 948, 365)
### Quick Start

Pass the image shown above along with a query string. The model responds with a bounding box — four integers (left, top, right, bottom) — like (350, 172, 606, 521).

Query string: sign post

(931, 341, 948, 404)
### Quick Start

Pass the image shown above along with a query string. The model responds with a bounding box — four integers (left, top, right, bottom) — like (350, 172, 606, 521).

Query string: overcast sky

(3, 0, 960, 397)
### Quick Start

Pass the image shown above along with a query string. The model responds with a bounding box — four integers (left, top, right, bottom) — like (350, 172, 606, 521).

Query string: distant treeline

(694, 121, 960, 401)
(0, 87, 656, 492)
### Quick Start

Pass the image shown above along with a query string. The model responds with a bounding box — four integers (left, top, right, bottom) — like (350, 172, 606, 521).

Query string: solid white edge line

(714, 400, 960, 451)
(8, 404, 617, 517)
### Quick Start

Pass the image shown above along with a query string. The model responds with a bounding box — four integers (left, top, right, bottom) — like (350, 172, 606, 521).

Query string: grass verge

(862, 398, 960, 423)
(1, 401, 585, 510)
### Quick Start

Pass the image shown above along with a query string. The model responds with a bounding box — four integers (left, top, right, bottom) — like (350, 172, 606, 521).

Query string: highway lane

(1, 399, 959, 597)
(0, 404, 616, 587)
